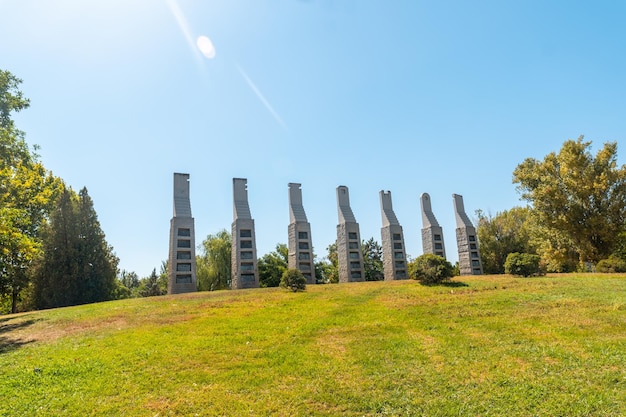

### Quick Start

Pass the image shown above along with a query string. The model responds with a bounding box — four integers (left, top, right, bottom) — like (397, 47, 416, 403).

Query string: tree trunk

(11, 288, 18, 314)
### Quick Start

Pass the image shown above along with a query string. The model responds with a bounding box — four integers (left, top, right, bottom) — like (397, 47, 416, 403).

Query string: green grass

(1, 274, 625, 416)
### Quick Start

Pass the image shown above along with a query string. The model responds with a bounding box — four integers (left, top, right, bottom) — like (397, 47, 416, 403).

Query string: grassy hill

(1, 274, 625, 416)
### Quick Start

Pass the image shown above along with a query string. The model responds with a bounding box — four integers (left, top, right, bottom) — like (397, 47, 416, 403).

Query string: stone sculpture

(168, 173, 197, 294)
(336, 186, 365, 282)
(453, 193, 483, 275)
(420, 192, 446, 259)
(231, 178, 260, 289)
(288, 183, 316, 284)
(380, 191, 408, 280)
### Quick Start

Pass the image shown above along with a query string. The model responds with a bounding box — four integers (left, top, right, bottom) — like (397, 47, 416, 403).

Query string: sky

(2, 0, 626, 278)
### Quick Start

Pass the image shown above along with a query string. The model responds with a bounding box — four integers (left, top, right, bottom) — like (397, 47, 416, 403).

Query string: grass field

(1, 274, 625, 416)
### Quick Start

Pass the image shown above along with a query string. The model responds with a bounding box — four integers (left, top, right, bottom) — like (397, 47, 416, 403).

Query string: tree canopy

(196, 230, 232, 291)
(513, 137, 626, 266)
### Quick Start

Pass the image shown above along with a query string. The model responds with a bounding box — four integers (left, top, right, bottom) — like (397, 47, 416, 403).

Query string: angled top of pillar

(420, 192, 440, 228)
(233, 178, 252, 220)
(288, 183, 308, 223)
(452, 193, 474, 228)
(336, 185, 357, 224)
(379, 190, 399, 227)
(173, 172, 192, 218)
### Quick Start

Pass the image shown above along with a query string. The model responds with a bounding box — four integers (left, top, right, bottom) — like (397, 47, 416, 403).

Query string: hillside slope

(1, 275, 625, 416)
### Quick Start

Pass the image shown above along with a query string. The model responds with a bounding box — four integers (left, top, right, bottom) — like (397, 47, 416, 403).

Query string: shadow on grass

(420, 280, 470, 288)
(0, 318, 38, 354)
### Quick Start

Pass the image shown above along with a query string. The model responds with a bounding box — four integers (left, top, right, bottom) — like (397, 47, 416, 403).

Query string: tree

(513, 137, 626, 267)
(0, 70, 30, 130)
(325, 242, 339, 283)
(408, 254, 454, 285)
(32, 186, 118, 309)
(362, 237, 384, 281)
(476, 207, 536, 274)
(139, 269, 164, 297)
(0, 70, 60, 313)
(504, 253, 544, 277)
(119, 270, 140, 292)
(196, 230, 231, 291)
(280, 268, 307, 292)
(258, 243, 288, 288)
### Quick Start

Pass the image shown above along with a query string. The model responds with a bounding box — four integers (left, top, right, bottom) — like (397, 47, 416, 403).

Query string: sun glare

(196, 35, 216, 59)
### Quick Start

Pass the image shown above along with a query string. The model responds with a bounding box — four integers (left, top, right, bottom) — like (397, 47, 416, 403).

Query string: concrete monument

(168, 173, 197, 294)
(380, 191, 408, 280)
(420, 193, 446, 258)
(336, 186, 365, 282)
(453, 193, 483, 275)
(231, 178, 260, 289)
(288, 183, 316, 284)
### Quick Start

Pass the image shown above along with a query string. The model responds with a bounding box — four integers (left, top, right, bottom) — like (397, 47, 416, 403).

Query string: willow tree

(513, 137, 626, 267)
(196, 230, 232, 291)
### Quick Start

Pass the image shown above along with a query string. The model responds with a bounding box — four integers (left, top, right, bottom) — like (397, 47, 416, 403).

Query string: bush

(408, 254, 454, 285)
(596, 256, 626, 273)
(280, 268, 307, 292)
(504, 252, 544, 277)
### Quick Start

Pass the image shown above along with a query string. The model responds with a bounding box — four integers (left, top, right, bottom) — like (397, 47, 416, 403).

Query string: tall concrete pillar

(231, 178, 259, 289)
(420, 193, 446, 258)
(453, 194, 483, 275)
(288, 183, 316, 284)
(380, 191, 407, 280)
(168, 173, 197, 294)
(336, 186, 364, 283)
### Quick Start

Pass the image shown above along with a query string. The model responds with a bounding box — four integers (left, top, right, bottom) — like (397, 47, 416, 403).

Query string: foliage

(0, 70, 62, 313)
(32, 186, 119, 309)
(513, 137, 626, 267)
(258, 243, 288, 288)
(476, 207, 536, 274)
(361, 237, 384, 281)
(504, 252, 544, 277)
(324, 242, 339, 283)
(408, 254, 454, 285)
(196, 230, 231, 291)
(279, 268, 307, 292)
(314, 257, 333, 284)
(0, 70, 30, 130)
(596, 256, 626, 273)
(119, 270, 140, 291)
(139, 269, 166, 297)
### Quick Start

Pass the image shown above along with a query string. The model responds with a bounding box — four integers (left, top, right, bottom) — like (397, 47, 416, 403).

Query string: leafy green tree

(513, 137, 626, 267)
(0, 70, 61, 313)
(408, 254, 454, 285)
(476, 207, 536, 274)
(32, 186, 118, 308)
(362, 237, 384, 281)
(139, 269, 165, 297)
(196, 230, 231, 291)
(157, 260, 169, 294)
(325, 242, 339, 283)
(504, 253, 544, 277)
(596, 256, 626, 273)
(258, 243, 288, 288)
(119, 270, 140, 292)
(280, 268, 307, 292)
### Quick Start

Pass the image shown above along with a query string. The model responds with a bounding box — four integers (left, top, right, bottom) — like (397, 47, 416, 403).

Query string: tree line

(477, 137, 626, 274)
(3, 67, 626, 313)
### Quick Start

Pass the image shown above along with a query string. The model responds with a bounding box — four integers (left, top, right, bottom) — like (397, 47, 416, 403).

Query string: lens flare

(196, 35, 216, 59)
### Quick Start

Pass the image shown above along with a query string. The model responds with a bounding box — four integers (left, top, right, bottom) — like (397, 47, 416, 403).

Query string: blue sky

(2, 0, 625, 278)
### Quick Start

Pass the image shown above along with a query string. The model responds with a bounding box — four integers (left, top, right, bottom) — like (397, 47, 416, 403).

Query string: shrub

(408, 254, 454, 285)
(280, 268, 307, 292)
(596, 256, 626, 273)
(504, 252, 544, 277)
